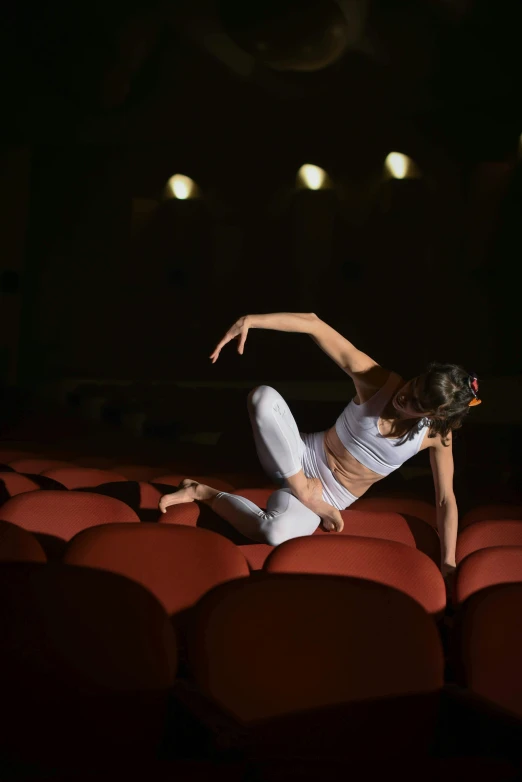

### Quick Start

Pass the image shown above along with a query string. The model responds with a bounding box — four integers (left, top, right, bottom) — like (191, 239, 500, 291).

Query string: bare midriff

(323, 425, 385, 499)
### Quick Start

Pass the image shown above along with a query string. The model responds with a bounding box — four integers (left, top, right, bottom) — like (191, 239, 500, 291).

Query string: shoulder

(426, 427, 453, 450)
(352, 367, 401, 404)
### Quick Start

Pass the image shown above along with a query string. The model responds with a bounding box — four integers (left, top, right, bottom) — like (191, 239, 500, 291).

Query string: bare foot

(295, 477, 344, 533)
(158, 479, 218, 513)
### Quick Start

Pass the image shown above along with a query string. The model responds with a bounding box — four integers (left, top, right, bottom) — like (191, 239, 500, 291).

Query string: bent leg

(211, 487, 321, 546)
(247, 385, 306, 485)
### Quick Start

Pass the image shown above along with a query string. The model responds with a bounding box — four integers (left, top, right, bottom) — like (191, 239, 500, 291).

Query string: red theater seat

(451, 583, 522, 720)
(184, 574, 443, 758)
(455, 547, 522, 606)
(42, 466, 128, 489)
(81, 480, 201, 525)
(153, 474, 236, 493)
(0, 471, 46, 503)
(231, 489, 440, 563)
(0, 491, 139, 541)
(112, 464, 170, 482)
(460, 503, 522, 529)
(349, 496, 437, 529)
(264, 536, 445, 618)
(0, 562, 177, 768)
(239, 543, 274, 571)
(0, 520, 47, 563)
(72, 456, 116, 469)
(456, 520, 522, 565)
(9, 458, 73, 474)
(64, 524, 250, 617)
(0, 450, 37, 463)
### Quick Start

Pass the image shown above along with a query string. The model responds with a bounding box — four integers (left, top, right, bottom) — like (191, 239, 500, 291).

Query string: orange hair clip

(468, 373, 481, 406)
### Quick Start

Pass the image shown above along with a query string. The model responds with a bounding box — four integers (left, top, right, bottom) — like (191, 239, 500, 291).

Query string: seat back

(0, 490, 140, 540)
(265, 535, 445, 617)
(0, 520, 47, 562)
(154, 474, 235, 493)
(0, 472, 43, 504)
(42, 467, 128, 488)
(456, 520, 522, 564)
(0, 562, 177, 767)
(460, 503, 522, 529)
(9, 458, 73, 474)
(349, 496, 437, 529)
(455, 546, 522, 605)
(452, 583, 522, 720)
(65, 523, 250, 616)
(186, 573, 444, 724)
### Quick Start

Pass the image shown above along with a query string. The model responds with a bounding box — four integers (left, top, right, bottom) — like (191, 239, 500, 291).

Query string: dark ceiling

(4, 0, 521, 170)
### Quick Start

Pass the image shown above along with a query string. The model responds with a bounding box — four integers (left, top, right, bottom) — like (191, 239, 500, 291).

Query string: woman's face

(392, 377, 430, 419)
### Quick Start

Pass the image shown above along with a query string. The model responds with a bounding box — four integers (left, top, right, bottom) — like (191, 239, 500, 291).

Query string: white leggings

(211, 385, 359, 547)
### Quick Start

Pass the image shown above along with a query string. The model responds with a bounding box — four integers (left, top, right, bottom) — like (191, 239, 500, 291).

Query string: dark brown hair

(386, 362, 478, 447)
(422, 362, 479, 446)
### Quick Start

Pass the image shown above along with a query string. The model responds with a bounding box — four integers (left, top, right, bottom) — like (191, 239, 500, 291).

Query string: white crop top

(334, 371, 431, 477)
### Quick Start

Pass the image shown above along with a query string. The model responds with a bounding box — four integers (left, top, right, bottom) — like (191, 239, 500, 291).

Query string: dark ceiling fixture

(216, 0, 367, 72)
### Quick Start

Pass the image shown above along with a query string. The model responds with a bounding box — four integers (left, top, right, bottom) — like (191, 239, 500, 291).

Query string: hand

(209, 316, 250, 364)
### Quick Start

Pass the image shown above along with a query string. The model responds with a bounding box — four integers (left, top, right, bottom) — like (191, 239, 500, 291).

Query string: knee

(247, 385, 274, 408)
(264, 526, 290, 548)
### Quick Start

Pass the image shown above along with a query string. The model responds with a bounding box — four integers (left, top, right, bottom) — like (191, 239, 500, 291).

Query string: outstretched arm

(210, 313, 383, 387)
(308, 314, 388, 386)
(210, 312, 318, 363)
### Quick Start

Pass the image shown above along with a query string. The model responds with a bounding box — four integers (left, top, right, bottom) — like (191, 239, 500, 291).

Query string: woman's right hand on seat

(209, 315, 250, 363)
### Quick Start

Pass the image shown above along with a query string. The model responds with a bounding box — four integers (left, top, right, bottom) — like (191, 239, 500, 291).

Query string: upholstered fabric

(455, 546, 522, 605)
(186, 574, 444, 723)
(456, 520, 522, 565)
(239, 543, 274, 571)
(349, 496, 437, 529)
(0, 450, 37, 463)
(9, 458, 73, 474)
(264, 535, 445, 617)
(0, 562, 177, 766)
(452, 583, 522, 719)
(0, 520, 47, 563)
(112, 464, 170, 482)
(0, 472, 44, 502)
(41, 467, 128, 489)
(153, 474, 236, 494)
(64, 523, 250, 616)
(231, 488, 440, 562)
(460, 503, 522, 529)
(0, 490, 140, 540)
(79, 480, 200, 525)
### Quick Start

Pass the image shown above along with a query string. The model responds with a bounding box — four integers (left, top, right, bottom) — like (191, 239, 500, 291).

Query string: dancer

(159, 312, 481, 583)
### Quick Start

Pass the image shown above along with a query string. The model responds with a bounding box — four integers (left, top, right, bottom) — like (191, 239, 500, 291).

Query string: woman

(159, 312, 482, 586)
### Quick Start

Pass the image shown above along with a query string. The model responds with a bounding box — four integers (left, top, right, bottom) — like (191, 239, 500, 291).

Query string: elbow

(436, 492, 457, 508)
(436, 492, 458, 513)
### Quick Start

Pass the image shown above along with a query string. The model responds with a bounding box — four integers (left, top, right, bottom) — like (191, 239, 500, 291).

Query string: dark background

(0, 0, 521, 453)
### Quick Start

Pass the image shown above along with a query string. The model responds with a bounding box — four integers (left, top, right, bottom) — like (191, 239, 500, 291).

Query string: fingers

(210, 333, 232, 362)
(238, 331, 248, 355)
(210, 332, 246, 361)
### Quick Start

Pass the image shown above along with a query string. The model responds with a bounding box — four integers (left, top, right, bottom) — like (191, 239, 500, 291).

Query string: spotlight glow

(167, 174, 197, 199)
(298, 164, 327, 190)
(384, 152, 413, 179)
